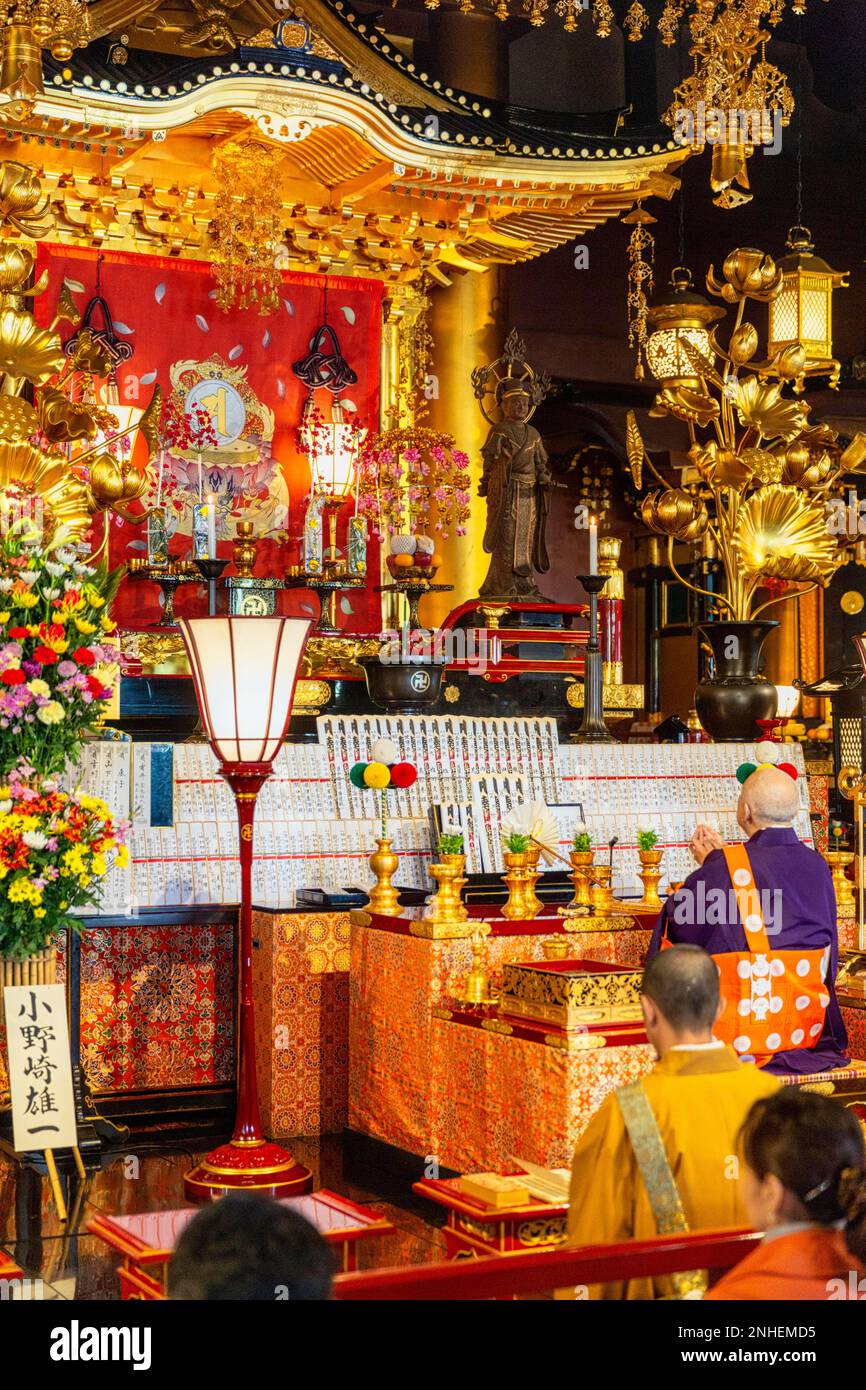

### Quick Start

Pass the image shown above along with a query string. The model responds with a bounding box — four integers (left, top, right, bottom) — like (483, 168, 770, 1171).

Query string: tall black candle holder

(195, 557, 228, 616)
(573, 574, 614, 744)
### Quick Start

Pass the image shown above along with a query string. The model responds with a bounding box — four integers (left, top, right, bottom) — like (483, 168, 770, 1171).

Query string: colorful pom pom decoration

(777, 762, 799, 781)
(349, 761, 368, 788)
(754, 740, 781, 766)
(389, 761, 418, 789)
(736, 763, 757, 784)
(363, 761, 390, 789)
(370, 737, 400, 765)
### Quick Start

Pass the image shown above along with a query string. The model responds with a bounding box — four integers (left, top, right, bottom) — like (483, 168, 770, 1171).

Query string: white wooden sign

(3, 984, 76, 1153)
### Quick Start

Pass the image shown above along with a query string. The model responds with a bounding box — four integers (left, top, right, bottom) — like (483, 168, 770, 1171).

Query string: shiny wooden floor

(0, 1136, 448, 1299)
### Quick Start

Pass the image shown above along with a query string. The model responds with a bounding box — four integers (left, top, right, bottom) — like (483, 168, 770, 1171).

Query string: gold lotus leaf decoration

(690, 440, 754, 490)
(707, 249, 783, 305)
(0, 308, 65, 385)
(0, 441, 90, 537)
(38, 385, 99, 444)
(733, 484, 840, 584)
(651, 384, 719, 427)
(734, 377, 808, 442)
(0, 396, 37, 440)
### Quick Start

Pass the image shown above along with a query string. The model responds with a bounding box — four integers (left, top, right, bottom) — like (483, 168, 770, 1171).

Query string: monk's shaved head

(738, 766, 799, 830)
(641, 944, 720, 1033)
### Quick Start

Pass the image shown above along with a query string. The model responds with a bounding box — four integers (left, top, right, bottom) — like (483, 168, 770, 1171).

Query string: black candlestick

(195, 557, 228, 616)
(573, 573, 614, 743)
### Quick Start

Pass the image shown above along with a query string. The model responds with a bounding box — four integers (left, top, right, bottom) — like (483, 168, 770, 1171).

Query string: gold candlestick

(823, 849, 856, 918)
(523, 843, 543, 918)
(368, 837, 401, 916)
(590, 864, 615, 912)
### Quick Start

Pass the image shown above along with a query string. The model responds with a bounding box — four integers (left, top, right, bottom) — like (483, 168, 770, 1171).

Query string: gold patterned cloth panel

(348, 920, 651, 1159)
(252, 911, 351, 1138)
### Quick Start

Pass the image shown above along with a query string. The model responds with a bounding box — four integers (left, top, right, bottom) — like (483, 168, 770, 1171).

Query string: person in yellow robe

(567, 944, 779, 1299)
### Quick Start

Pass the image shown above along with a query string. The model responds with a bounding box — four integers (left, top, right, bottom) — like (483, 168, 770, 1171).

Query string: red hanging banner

(35, 244, 383, 631)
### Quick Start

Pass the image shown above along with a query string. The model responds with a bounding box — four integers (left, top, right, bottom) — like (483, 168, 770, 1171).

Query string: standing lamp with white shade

(178, 615, 313, 1199)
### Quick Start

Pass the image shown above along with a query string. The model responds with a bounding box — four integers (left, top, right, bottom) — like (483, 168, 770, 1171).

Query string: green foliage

(637, 828, 659, 851)
(572, 830, 592, 852)
(437, 831, 464, 856)
(505, 831, 531, 854)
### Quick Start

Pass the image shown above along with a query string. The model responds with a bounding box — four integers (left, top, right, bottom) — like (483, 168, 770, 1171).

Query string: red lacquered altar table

(413, 1176, 569, 1259)
(88, 1189, 394, 1299)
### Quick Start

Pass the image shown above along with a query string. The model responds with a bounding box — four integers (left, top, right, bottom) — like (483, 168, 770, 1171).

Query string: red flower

(7, 626, 28, 639)
(32, 646, 58, 665)
(39, 623, 65, 642)
(1, 668, 25, 685)
(73, 646, 96, 667)
(85, 674, 108, 699)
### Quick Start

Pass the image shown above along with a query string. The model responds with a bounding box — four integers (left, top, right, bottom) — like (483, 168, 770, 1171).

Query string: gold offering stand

(376, 578, 454, 632)
(286, 565, 367, 635)
(127, 556, 201, 626)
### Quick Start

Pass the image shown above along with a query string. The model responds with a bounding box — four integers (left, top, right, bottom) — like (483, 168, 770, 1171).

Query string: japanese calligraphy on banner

(34, 244, 383, 632)
(3, 985, 77, 1153)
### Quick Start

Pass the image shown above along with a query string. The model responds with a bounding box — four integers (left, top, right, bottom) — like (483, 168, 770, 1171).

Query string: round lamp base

(184, 1139, 313, 1201)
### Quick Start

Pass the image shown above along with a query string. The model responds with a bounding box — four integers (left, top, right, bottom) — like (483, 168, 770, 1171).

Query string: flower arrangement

(0, 512, 122, 778)
(636, 828, 659, 851)
(357, 425, 471, 542)
(437, 829, 465, 857)
(572, 828, 592, 853)
(504, 831, 531, 854)
(0, 763, 129, 959)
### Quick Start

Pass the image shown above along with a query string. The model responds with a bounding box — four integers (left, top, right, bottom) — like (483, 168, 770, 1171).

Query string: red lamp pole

(180, 617, 313, 1201)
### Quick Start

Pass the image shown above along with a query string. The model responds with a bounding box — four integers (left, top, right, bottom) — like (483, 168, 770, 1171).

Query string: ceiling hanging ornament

(25, 0, 92, 61)
(210, 138, 284, 315)
(624, 202, 656, 382)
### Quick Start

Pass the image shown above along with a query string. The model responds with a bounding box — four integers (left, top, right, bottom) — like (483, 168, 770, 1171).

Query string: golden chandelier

(211, 139, 285, 315)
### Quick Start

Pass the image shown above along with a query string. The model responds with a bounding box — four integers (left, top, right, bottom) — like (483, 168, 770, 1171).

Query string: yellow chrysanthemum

(74, 618, 97, 635)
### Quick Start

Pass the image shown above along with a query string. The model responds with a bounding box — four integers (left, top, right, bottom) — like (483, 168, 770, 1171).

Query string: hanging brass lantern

(645, 266, 725, 387)
(767, 226, 848, 389)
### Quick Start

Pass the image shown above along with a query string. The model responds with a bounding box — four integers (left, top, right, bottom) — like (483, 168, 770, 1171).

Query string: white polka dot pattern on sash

(791, 1029, 805, 1046)
(733, 1035, 751, 1053)
(796, 959, 810, 977)
(732, 868, 752, 887)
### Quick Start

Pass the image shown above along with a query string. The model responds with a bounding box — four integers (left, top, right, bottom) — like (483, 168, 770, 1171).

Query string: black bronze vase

(695, 620, 778, 743)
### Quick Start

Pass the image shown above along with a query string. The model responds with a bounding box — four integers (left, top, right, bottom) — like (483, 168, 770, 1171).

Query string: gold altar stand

(349, 906, 656, 1172)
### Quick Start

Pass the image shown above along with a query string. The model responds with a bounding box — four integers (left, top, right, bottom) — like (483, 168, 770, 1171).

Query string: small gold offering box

(499, 958, 642, 1030)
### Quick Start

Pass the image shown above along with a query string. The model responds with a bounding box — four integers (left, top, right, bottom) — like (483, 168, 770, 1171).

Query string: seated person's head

(737, 766, 799, 837)
(168, 1192, 335, 1300)
(739, 1090, 866, 1262)
(640, 944, 722, 1054)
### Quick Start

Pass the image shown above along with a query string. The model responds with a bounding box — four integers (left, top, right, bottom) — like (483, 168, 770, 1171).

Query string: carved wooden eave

(10, 42, 688, 290)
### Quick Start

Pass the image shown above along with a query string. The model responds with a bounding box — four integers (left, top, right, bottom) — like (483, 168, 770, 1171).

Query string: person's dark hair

(641, 943, 720, 1032)
(740, 1090, 866, 1263)
(168, 1192, 335, 1300)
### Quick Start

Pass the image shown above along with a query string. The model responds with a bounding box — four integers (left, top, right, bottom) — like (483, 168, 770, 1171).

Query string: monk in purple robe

(648, 766, 849, 1076)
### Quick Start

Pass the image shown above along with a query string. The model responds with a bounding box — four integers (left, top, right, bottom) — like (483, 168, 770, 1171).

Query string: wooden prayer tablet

(499, 958, 643, 1030)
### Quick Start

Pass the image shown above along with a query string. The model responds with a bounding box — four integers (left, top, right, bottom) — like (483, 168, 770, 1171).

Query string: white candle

(197, 452, 203, 504)
(206, 494, 217, 558)
(588, 515, 598, 575)
(156, 447, 164, 509)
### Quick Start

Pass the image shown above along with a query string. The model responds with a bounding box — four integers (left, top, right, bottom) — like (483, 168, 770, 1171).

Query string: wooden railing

(333, 1226, 761, 1300)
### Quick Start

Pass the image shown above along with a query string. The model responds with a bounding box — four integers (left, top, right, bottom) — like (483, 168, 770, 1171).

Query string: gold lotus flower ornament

(741, 447, 785, 486)
(707, 249, 783, 304)
(641, 488, 708, 541)
(0, 396, 37, 440)
(0, 308, 65, 385)
(733, 484, 840, 584)
(728, 323, 759, 366)
(734, 377, 809, 442)
(782, 425, 838, 489)
(0, 161, 53, 239)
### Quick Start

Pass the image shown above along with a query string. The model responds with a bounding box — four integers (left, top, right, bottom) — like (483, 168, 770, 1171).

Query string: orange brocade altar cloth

(348, 907, 656, 1172)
